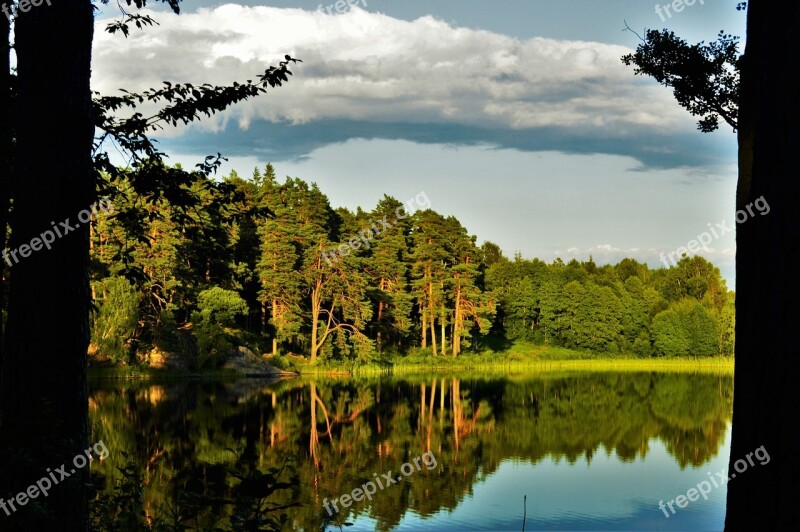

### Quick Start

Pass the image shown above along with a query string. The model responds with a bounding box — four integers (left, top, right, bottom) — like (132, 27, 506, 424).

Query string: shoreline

(88, 356, 733, 380)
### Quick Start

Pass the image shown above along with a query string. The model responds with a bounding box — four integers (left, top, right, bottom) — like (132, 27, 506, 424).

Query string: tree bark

(725, 2, 800, 529)
(0, 1, 95, 529)
(376, 291, 384, 353)
(271, 298, 278, 356)
(310, 283, 321, 362)
(0, 1, 11, 374)
(428, 281, 437, 355)
(440, 307, 446, 355)
(421, 303, 427, 348)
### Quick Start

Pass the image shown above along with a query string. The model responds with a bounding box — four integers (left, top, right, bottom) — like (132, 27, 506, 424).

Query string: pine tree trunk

(428, 282, 437, 356)
(377, 295, 384, 353)
(421, 304, 427, 348)
(0, 1, 95, 529)
(725, 3, 800, 528)
(310, 280, 321, 362)
(271, 299, 278, 356)
(452, 288, 462, 357)
(440, 309, 446, 355)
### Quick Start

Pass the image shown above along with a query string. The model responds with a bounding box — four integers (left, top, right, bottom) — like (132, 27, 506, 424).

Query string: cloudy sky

(91, 0, 746, 285)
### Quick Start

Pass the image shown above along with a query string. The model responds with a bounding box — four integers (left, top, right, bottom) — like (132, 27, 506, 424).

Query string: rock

(222, 346, 296, 377)
(147, 345, 190, 370)
(147, 346, 168, 369)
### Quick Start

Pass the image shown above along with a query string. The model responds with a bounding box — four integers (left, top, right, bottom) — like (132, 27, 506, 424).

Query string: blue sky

(92, 0, 746, 284)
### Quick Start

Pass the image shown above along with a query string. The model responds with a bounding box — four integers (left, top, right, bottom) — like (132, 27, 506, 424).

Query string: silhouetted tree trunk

(725, 3, 800, 529)
(0, 1, 95, 529)
(0, 0, 11, 372)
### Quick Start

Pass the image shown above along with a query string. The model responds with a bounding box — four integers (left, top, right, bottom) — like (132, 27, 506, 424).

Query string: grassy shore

(88, 342, 734, 380)
(87, 366, 250, 381)
(291, 342, 734, 376)
(295, 357, 734, 376)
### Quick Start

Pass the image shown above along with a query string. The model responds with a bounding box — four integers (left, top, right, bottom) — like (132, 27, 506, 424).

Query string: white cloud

(91, 4, 692, 137)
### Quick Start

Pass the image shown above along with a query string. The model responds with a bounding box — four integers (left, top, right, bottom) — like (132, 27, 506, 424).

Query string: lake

(88, 372, 733, 530)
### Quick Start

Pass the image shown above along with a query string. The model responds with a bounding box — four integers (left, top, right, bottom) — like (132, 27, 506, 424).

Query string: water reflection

(88, 372, 732, 530)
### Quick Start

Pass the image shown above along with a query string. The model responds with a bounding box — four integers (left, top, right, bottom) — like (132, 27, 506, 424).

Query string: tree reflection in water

(88, 372, 732, 530)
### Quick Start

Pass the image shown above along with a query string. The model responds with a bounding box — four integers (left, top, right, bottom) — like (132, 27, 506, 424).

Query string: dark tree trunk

(0, 1, 95, 529)
(725, 3, 800, 529)
(0, 0, 11, 372)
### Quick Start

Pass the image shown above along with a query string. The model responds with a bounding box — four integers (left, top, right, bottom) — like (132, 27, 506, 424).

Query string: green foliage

(90, 166, 732, 363)
(621, 28, 740, 132)
(633, 330, 654, 357)
(191, 309, 233, 369)
(89, 454, 149, 531)
(91, 276, 139, 364)
(652, 299, 719, 357)
(265, 354, 297, 372)
(652, 308, 690, 357)
(197, 287, 249, 326)
(718, 292, 736, 356)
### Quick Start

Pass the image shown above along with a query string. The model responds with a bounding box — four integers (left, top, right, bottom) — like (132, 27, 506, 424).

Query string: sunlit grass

(88, 340, 733, 380)
(295, 341, 734, 376)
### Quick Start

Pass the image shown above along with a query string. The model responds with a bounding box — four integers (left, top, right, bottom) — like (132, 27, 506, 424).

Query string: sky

(91, 0, 747, 285)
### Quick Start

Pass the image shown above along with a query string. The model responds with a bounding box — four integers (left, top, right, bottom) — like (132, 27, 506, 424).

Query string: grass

(88, 341, 734, 380)
(294, 341, 734, 376)
(88, 366, 249, 381)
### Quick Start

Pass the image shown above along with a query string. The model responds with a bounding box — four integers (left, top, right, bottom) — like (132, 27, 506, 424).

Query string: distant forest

(89, 164, 734, 366)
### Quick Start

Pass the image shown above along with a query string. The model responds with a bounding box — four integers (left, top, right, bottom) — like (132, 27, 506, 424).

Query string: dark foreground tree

(0, 0, 10, 370)
(0, 1, 95, 529)
(623, 2, 800, 526)
(0, 1, 298, 529)
(725, 2, 800, 528)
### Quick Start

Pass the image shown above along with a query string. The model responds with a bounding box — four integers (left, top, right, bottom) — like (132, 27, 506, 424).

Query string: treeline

(88, 164, 733, 366)
(487, 253, 733, 357)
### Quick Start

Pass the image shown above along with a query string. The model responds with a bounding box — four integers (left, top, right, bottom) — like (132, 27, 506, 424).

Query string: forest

(88, 163, 734, 369)
(0, 1, 795, 529)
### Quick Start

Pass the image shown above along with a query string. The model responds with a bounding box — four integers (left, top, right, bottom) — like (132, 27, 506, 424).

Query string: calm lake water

(88, 372, 732, 531)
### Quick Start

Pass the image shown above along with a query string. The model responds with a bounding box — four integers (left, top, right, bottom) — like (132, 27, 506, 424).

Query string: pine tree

(363, 196, 413, 352)
(285, 180, 371, 362)
(410, 210, 450, 354)
(445, 217, 493, 356)
(258, 171, 302, 355)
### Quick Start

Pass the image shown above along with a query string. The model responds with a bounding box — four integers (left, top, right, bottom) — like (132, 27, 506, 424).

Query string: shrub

(197, 287, 248, 326)
(191, 310, 232, 369)
(91, 276, 139, 364)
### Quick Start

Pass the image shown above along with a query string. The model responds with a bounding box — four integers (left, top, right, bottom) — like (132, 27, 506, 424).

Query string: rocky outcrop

(222, 346, 296, 377)
(145, 329, 199, 370)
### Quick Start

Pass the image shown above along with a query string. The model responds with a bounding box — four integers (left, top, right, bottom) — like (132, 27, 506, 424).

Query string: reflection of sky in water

(338, 429, 731, 531)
